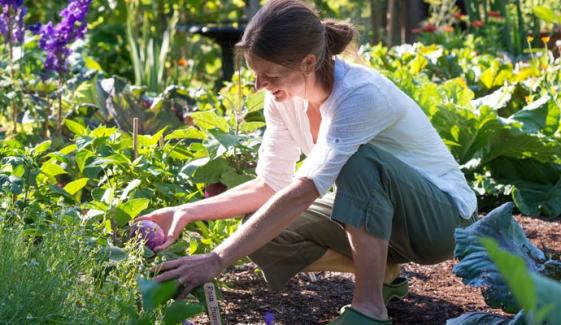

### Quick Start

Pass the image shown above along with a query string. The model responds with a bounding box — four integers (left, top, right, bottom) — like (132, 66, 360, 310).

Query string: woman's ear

(301, 54, 317, 74)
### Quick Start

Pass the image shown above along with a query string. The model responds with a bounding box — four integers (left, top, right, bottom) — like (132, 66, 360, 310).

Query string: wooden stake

(203, 282, 222, 325)
(133, 117, 139, 159)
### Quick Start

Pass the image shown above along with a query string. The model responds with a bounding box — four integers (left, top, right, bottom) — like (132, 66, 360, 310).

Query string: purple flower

(0, 1, 24, 7)
(264, 311, 275, 325)
(0, 0, 26, 45)
(39, 0, 92, 74)
(27, 22, 40, 35)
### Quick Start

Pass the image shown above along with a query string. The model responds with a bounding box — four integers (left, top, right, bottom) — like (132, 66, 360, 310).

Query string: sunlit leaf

(63, 178, 89, 195)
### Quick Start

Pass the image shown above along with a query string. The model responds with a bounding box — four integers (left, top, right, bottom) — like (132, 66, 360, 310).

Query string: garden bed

(192, 214, 560, 324)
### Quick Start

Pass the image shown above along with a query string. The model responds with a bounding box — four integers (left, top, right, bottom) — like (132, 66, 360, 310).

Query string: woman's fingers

(134, 215, 154, 222)
(153, 267, 184, 282)
(153, 238, 174, 253)
(151, 256, 187, 274)
(176, 280, 196, 300)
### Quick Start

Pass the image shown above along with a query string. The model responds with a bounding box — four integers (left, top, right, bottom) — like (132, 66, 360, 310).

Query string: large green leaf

(471, 86, 513, 111)
(508, 95, 560, 136)
(533, 6, 561, 24)
(63, 178, 89, 195)
(119, 198, 150, 219)
(163, 301, 204, 325)
(33, 140, 52, 157)
(489, 157, 561, 217)
(165, 127, 207, 141)
(95, 77, 184, 134)
(191, 158, 230, 184)
(41, 162, 67, 177)
(453, 203, 560, 313)
(138, 277, 179, 313)
(529, 272, 561, 324)
(63, 119, 89, 136)
(190, 111, 229, 132)
(481, 238, 536, 311)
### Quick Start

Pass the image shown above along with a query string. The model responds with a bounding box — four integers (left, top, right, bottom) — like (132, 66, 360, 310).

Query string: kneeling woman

(140, 0, 477, 323)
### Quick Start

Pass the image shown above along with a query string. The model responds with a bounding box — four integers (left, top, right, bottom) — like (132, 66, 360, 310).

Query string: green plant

(448, 203, 561, 324)
(125, 0, 180, 94)
(359, 42, 561, 217)
(0, 223, 139, 324)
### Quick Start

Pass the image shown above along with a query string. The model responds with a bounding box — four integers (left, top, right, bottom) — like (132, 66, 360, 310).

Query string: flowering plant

(37, 0, 92, 135)
(39, 0, 91, 74)
(0, 0, 26, 46)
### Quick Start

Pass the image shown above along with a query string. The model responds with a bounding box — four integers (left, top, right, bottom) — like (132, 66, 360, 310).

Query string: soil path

(192, 215, 560, 324)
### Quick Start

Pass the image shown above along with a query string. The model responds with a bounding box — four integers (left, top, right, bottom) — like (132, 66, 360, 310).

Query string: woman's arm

(214, 177, 319, 266)
(152, 177, 320, 297)
(137, 178, 275, 251)
(177, 177, 275, 222)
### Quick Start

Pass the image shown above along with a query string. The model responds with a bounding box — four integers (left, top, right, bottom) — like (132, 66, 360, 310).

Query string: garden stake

(203, 282, 222, 325)
(133, 117, 139, 159)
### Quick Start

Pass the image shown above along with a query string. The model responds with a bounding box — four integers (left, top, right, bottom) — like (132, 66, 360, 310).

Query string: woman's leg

(302, 249, 401, 284)
(329, 143, 472, 320)
(302, 248, 354, 273)
(346, 225, 389, 320)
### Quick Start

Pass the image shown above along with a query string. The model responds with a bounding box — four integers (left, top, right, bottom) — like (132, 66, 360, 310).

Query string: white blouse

(255, 58, 477, 219)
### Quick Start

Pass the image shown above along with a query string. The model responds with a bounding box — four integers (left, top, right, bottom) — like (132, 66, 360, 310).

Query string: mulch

(191, 214, 560, 324)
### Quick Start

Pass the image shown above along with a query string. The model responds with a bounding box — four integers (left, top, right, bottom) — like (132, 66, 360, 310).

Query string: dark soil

(192, 215, 561, 324)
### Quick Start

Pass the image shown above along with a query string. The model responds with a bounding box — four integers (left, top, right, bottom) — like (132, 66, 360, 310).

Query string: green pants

(245, 144, 477, 291)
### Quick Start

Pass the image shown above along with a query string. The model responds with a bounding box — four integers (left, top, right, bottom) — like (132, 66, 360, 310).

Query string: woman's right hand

(135, 206, 192, 252)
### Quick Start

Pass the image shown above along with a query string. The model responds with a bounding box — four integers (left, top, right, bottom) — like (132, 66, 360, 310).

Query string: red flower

(440, 25, 454, 33)
(471, 20, 484, 28)
(487, 10, 501, 18)
(453, 12, 463, 20)
(422, 23, 438, 33)
(411, 27, 422, 34)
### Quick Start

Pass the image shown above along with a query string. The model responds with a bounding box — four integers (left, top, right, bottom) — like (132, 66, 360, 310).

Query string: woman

(138, 0, 477, 323)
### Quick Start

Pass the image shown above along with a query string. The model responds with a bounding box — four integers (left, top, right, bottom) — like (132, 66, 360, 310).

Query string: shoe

(382, 277, 409, 303)
(329, 307, 392, 324)
(339, 277, 409, 315)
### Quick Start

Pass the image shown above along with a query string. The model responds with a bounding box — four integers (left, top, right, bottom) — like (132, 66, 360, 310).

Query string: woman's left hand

(152, 252, 224, 299)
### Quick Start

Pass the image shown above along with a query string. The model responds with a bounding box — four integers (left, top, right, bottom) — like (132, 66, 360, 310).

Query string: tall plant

(38, 0, 92, 136)
(0, 0, 26, 134)
(125, 0, 179, 94)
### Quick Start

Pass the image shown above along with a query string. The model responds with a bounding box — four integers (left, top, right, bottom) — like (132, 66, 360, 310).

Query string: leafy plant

(449, 202, 561, 324)
(360, 42, 561, 217)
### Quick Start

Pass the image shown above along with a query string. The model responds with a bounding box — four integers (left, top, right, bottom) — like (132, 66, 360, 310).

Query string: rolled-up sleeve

(295, 85, 400, 196)
(256, 95, 301, 192)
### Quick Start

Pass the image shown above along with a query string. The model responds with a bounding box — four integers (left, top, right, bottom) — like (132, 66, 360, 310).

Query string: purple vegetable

(204, 182, 227, 198)
(130, 220, 166, 251)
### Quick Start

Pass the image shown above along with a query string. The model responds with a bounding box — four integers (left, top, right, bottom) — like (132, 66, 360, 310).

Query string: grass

(0, 221, 142, 324)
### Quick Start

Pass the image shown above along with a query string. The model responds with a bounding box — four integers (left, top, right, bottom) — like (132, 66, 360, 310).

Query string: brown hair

(236, 0, 356, 92)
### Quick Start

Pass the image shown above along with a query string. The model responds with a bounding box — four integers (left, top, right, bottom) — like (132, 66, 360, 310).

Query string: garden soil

(192, 214, 560, 325)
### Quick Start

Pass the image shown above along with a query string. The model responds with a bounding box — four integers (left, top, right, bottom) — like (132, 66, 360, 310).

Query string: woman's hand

(135, 206, 192, 252)
(152, 252, 224, 299)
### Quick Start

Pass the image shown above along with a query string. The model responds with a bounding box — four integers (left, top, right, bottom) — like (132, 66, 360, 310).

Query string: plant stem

(58, 77, 63, 136)
(514, 0, 526, 56)
(7, 12, 17, 134)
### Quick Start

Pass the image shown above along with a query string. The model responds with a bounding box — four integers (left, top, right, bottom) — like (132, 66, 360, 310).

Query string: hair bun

(322, 19, 356, 56)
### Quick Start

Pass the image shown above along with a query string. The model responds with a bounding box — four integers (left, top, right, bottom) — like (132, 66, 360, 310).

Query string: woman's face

(245, 54, 308, 102)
